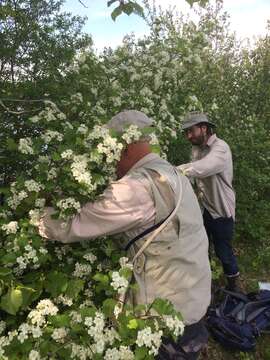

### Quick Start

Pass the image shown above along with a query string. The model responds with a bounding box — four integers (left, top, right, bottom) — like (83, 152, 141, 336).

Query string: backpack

(206, 289, 270, 351)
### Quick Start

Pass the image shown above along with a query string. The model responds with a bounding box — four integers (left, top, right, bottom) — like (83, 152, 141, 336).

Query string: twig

(78, 0, 88, 8)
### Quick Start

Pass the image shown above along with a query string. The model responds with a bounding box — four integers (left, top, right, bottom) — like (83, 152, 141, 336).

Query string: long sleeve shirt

(39, 154, 158, 243)
(178, 134, 235, 219)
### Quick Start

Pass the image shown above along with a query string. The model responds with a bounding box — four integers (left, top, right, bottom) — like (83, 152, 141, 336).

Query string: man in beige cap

(178, 111, 240, 291)
(39, 110, 211, 359)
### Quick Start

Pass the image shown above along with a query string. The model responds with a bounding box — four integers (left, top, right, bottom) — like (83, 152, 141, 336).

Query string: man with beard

(178, 112, 240, 291)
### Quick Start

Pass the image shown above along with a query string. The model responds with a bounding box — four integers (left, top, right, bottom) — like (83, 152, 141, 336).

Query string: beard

(190, 133, 205, 146)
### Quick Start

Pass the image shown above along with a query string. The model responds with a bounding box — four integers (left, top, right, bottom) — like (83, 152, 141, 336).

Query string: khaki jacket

(126, 155, 211, 325)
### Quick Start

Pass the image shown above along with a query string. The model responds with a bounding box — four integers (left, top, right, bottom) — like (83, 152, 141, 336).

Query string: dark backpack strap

(124, 211, 173, 251)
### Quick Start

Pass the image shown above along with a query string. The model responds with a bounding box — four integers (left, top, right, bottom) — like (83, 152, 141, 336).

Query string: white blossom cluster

(163, 315, 185, 337)
(15, 245, 47, 275)
(41, 130, 63, 144)
(61, 149, 74, 160)
(47, 167, 58, 180)
(71, 92, 83, 103)
(29, 209, 42, 226)
(28, 299, 59, 327)
(24, 180, 44, 193)
(83, 252, 97, 264)
(121, 125, 142, 144)
(136, 327, 163, 356)
(1, 221, 19, 234)
(104, 345, 134, 360)
(55, 294, 73, 307)
(17, 323, 42, 343)
(77, 124, 88, 134)
(97, 136, 123, 164)
(73, 262, 92, 278)
(84, 313, 119, 354)
(110, 271, 129, 294)
(18, 138, 34, 155)
(119, 257, 133, 270)
(57, 197, 81, 214)
(70, 343, 92, 360)
(51, 327, 68, 343)
(86, 125, 123, 164)
(7, 189, 28, 210)
(28, 350, 41, 360)
(71, 155, 94, 189)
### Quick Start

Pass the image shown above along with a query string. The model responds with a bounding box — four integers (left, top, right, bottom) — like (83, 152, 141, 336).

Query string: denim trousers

(203, 208, 239, 277)
(156, 320, 208, 360)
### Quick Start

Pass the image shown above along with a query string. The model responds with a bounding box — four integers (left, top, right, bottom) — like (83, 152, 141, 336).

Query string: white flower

(71, 92, 83, 103)
(121, 125, 142, 144)
(77, 124, 88, 134)
(163, 315, 185, 337)
(0, 321, 6, 335)
(51, 327, 68, 343)
(83, 252, 97, 264)
(24, 180, 43, 193)
(28, 350, 41, 360)
(41, 130, 63, 143)
(119, 257, 133, 270)
(73, 262, 92, 278)
(2, 221, 19, 234)
(29, 209, 41, 226)
(57, 198, 81, 213)
(28, 299, 58, 326)
(61, 149, 74, 159)
(136, 327, 163, 356)
(47, 167, 58, 180)
(111, 271, 129, 294)
(71, 155, 94, 188)
(35, 198, 46, 208)
(18, 138, 34, 155)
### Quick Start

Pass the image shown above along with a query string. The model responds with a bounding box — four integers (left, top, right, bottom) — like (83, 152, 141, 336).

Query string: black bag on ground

(206, 289, 270, 351)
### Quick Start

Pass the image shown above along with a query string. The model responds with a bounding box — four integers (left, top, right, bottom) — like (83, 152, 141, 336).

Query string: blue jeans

(203, 209, 239, 277)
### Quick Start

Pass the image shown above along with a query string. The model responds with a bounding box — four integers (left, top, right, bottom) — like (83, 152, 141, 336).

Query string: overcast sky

(62, 0, 270, 50)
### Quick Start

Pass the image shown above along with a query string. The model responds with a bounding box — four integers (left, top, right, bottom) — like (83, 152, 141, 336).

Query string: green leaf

(135, 346, 148, 359)
(6, 138, 17, 151)
(0, 288, 23, 315)
(111, 6, 122, 21)
(150, 144, 160, 155)
(127, 318, 138, 329)
(49, 314, 70, 327)
(1, 253, 17, 265)
(107, 0, 118, 7)
(44, 271, 68, 297)
(151, 298, 175, 316)
(132, 2, 144, 17)
(65, 279, 84, 299)
(102, 298, 117, 317)
(122, 3, 134, 16)
(19, 285, 36, 309)
(93, 273, 109, 285)
(0, 268, 13, 277)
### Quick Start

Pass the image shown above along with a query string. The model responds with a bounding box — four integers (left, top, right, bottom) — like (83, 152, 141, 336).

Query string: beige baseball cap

(107, 110, 154, 132)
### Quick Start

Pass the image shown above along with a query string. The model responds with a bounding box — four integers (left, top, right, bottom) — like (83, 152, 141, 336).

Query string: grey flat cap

(107, 110, 153, 132)
(182, 112, 215, 130)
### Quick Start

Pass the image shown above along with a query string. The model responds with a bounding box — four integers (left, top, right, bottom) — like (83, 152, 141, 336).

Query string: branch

(0, 100, 42, 115)
(78, 0, 88, 8)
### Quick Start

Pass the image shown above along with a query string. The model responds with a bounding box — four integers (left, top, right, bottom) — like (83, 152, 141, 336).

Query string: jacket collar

(128, 153, 160, 173)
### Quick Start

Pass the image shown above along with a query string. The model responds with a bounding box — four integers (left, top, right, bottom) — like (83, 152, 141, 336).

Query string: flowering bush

(0, 100, 184, 359)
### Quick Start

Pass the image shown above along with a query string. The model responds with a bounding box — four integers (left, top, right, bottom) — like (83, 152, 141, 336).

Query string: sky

(62, 0, 270, 51)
